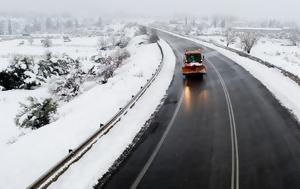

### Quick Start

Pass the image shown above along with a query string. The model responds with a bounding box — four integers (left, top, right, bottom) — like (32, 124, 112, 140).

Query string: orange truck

(182, 49, 206, 76)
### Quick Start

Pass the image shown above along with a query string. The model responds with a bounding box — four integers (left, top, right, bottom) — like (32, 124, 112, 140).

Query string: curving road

(95, 31, 300, 189)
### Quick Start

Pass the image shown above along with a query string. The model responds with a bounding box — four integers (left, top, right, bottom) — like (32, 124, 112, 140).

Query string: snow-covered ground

(0, 37, 98, 71)
(48, 39, 176, 189)
(196, 35, 300, 78)
(0, 32, 171, 188)
(160, 29, 300, 124)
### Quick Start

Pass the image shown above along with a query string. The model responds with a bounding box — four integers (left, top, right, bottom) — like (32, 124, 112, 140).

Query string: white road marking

(130, 91, 184, 189)
(207, 59, 239, 189)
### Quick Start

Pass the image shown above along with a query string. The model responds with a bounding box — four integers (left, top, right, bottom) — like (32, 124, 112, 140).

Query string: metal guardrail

(27, 41, 165, 189)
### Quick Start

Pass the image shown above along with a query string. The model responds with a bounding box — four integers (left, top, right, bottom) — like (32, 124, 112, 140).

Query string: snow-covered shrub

(38, 52, 80, 78)
(97, 37, 109, 50)
(149, 30, 159, 43)
(0, 55, 43, 90)
(91, 55, 106, 64)
(116, 35, 130, 48)
(15, 97, 58, 129)
(19, 41, 25, 46)
(225, 28, 236, 47)
(112, 48, 130, 68)
(88, 48, 130, 81)
(63, 36, 71, 42)
(49, 71, 84, 102)
(103, 65, 114, 80)
(288, 29, 300, 46)
(137, 26, 148, 35)
(41, 38, 52, 48)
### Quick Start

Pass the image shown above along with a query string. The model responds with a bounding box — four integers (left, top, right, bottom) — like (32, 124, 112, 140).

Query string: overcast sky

(0, 0, 299, 22)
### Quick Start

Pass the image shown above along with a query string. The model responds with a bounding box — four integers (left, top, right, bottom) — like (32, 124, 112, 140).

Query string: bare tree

(41, 38, 52, 48)
(288, 29, 300, 46)
(225, 28, 236, 47)
(97, 37, 108, 50)
(239, 32, 259, 54)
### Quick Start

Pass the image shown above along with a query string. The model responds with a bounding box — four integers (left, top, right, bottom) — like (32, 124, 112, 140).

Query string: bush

(15, 97, 58, 129)
(149, 30, 159, 43)
(116, 35, 130, 48)
(38, 52, 80, 78)
(103, 65, 114, 80)
(112, 48, 130, 68)
(0, 55, 43, 90)
(97, 37, 109, 50)
(288, 29, 300, 46)
(41, 38, 52, 48)
(49, 71, 83, 102)
(137, 26, 148, 35)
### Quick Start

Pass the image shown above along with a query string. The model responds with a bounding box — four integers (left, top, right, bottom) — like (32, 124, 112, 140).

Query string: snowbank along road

(98, 31, 300, 189)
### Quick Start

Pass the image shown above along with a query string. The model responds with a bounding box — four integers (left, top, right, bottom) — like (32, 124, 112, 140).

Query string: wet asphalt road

(96, 31, 300, 189)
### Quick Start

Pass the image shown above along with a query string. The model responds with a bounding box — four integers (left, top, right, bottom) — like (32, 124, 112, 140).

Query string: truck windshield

(186, 54, 202, 63)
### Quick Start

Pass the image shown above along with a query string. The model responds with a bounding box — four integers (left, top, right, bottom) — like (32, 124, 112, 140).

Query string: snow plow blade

(182, 65, 206, 75)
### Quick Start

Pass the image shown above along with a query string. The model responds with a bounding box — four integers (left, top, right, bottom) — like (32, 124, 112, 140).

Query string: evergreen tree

(15, 97, 58, 129)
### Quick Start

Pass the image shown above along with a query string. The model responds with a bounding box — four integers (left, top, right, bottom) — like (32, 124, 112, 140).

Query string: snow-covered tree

(288, 29, 300, 46)
(89, 48, 130, 80)
(49, 71, 83, 102)
(38, 52, 80, 78)
(149, 29, 159, 43)
(225, 28, 236, 47)
(15, 97, 58, 129)
(41, 38, 52, 48)
(137, 26, 148, 35)
(97, 37, 109, 50)
(0, 55, 43, 90)
(116, 35, 130, 48)
(239, 32, 259, 54)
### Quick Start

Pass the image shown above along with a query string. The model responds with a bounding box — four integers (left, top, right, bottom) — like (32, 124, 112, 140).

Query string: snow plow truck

(182, 49, 206, 76)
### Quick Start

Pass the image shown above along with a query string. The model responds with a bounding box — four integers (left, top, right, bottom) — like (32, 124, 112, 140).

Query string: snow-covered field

(196, 35, 300, 77)
(0, 37, 98, 71)
(0, 30, 171, 188)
